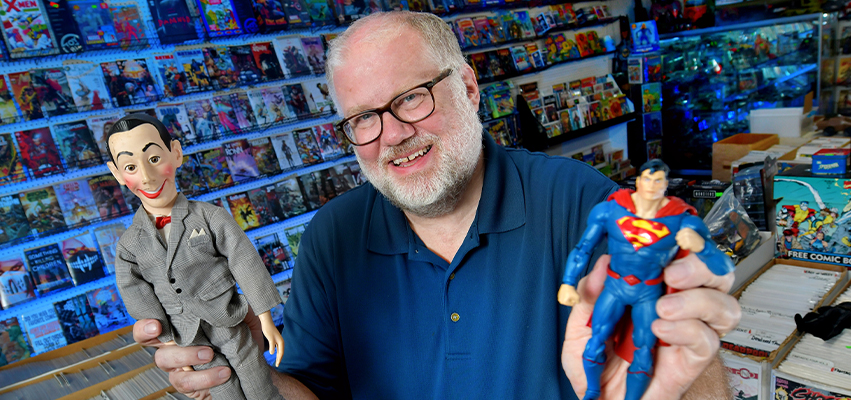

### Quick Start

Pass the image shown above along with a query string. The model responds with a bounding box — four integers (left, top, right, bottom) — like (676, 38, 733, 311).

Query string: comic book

(568, 105, 585, 130)
(197, 147, 233, 189)
(246, 187, 275, 226)
(642, 82, 661, 113)
(207, 196, 224, 208)
(9, 71, 43, 121)
(52, 120, 101, 171)
(306, 0, 333, 25)
(227, 91, 256, 131)
(230, 0, 257, 34)
(196, 0, 242, 37)
(0, 194, 30, 244)
(0, 77, 19, 124)
(86, 174, 129, 220)
(68, 0, 117, 49)
(281, 0, 310, 25)
(100, 59, 158, 107)
(244, 88, 272, 127)
(64, 63, 109, 112)
(474, 18, 493, 46)
(227, 192, 260, 230)
(510, 46, 531, 72)
(470, 53, 490, 80)
(93, 224, 126, 275)
(292, 128, 322, 165)
(184, 98, 221, 141)
(274, 177, 307, 218)
(251, 42, 283, 80)
(313, 123, 343, 160)
(22, 307, 67, 354)
(305, 80, 333, 113)
(154, 53, 184, 97)
(61, 232, 106, 285)
(213, 94, 241, 135)
(483, 118, 513, 147)
(0, 317, 31, 365)
(270, 131, 303, 170)
(24, 243, 72, 295)
(275, 278, 291, 303)
(283, 223, 307, 257)
(0, 0, 59, 58)
(110, 3, 146, 49)
(44, 0, 83, 54)
(254, 0, 288, 32)
(574, 32, 592, 57)
(31, 68, 76, 117)
(15, 127, 63, 178)
(175, 153, 206, 196)
(0, 133, 26, 186)
(54, 179, 99, 227)
(299, 169, 335, 209)
(249, 137, 280, 176)
(347, 160, 366, 185)
(120, 185, 141, 211)
(455, 19, 478, 48)
(274, 37, 312, 77)
(148, 0, 196, 44)
(300, 37, 326, 74)
(330, 163, 356, 195)
(283, 83, 315, 118)
(87, 114, 120, 159)
(86, 284, 131, 334)
(54, 294, 99, 343)
(230, 45, 263, 85)
(586, 30, 603, 55)
(203, 47, 238, 90)
(156, 103, 197, 145)
(254, 232, 291, 276)
(176, 49, 213, 93)
(223, 139, 260, 183)
(266, 86, 294, 122)
(0, 257, 35, 309)
(643, 111, 662, 140)
(644, 55, 661, 83)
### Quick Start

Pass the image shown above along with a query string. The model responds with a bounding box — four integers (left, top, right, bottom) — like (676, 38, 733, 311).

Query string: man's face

(635, 169, 668, 202)
(801, 202, 808, 210)
(333, 27, 483, 217)
(106, 124, 183, 215)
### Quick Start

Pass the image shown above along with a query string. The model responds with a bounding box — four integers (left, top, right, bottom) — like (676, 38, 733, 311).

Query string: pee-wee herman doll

(106, 113, 284, 400)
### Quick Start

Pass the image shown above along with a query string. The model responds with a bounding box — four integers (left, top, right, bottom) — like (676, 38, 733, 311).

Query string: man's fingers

(169, 367, 231, 394)
(665, 253, 735, 292)
(133, 319, 163, 346)
(652, 319, 720, 361)
(576, 255, 610, 304)
(656, 288, 741, 335)
(154, 345, 214, 371)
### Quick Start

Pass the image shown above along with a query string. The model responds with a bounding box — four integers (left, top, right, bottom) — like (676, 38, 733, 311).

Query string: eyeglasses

(335, 69, 453, 146)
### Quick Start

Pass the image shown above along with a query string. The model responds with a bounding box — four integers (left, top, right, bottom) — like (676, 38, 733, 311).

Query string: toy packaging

(775, 165, 851, 267)
(631, 20, 660, 53)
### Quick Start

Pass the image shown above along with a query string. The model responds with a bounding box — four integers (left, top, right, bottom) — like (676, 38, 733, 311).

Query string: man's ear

(171, 139, 183, 169)
(106, 162, 125, 186)
(459, 64, 480, 110)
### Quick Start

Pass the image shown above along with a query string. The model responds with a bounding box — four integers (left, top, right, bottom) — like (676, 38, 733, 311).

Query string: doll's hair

(105, 113, 173, 165)
(638, 159, 670, 178)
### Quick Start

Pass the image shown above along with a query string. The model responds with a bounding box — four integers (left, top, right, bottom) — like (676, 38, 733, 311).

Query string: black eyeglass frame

(335, 69, 453, 146)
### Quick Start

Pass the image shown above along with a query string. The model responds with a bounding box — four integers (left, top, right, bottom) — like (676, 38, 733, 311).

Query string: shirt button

(175, 288, 182, 294)
(449, 273, 455, 280)
(450, 313, 460, 322)
(170, 278, 176, 284)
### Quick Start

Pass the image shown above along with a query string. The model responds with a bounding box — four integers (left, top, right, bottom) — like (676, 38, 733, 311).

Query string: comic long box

(774, 165, 851, 268)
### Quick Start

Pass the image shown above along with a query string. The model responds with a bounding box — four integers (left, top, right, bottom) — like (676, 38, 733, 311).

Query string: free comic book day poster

(65, 63, 109, 112)
(154, 53, 186, 97)
(61, 232, 106, 285)
(184, 99, 221, 141)
(203, 47, 238, 89)
(24, 243, 73, 295)
(110, 3, 146, 48)
(252, 42, 283, 80)
(86, 285, 131, 334)
(284, 223, 306, 257)
(31, 68, 76, 117)
(247, 187, 276, 226)
(227, 192, 260, 230)
(0, 194, 29, 243)
(176, 153, 207, 196)
(87, 174, 129, 220)
(0, 0, 59, 58)
(54, 294, 99, 343)
(305, 80, 333, 113)
(213, 94, 240, 135)
(0, 77, 19, 124)
(69, 0, 118, 49)
(196, 0, 242, 37)
(227, 92, 256, 131)
(148, 0, 196, 44)
(53, 120, 101, 170)
(274, 177, 306, 218)
(20, 187, 66, 233)
(88, 114, 120, 159)
(100, 59, 158, 107)
(22, 308, 67, 354)
(197, 147, 233, 189)
(283, 83, 314, 118)
(300, 37, 325, 73)
(254, 232, 291, 275)
(0, 133, 26, 185)
(54, 179, 99, 226)
(230, 45, 262, 84)
(156, 103, 197, 144)
(223, 139, 260, 183)
(0, 317, 31, 366)
(93, 224, 126, 275)
(293, 128, 322, 165)
(16, 127, 64, 178)
(274, 37, 312, 77)
(281, 0, 310, 25)
(254, 0, 288, 32)
(0, 257, 35, 309)
(249, 137, 281, 176)
(9, 71, 44, 122)
(313, 123, 342, 159)
(270, 131, 303, 170)
(176, 49, 213, 93)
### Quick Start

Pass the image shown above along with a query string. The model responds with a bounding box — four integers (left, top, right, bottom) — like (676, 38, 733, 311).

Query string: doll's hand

(562, 254, 741, 399)
(557, 284, 581, 306)
(257, 310, 285, 367)
(675, 228, 705, 253)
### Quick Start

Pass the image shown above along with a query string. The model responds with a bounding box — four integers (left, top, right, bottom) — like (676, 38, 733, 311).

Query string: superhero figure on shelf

(558, 160, 734, 400)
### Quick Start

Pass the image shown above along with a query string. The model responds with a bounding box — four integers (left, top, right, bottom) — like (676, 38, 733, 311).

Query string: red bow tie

(155, 216, 172, 229)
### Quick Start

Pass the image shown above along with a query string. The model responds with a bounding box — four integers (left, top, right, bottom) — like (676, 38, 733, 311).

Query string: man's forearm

(270, 369, 319, 400)
(682, 355, 732, 400)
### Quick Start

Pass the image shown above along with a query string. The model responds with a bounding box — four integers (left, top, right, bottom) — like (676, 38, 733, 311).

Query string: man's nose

(380, 111, 415, 146)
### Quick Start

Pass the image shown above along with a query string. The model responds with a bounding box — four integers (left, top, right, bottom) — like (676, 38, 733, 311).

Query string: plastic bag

(703, 186, 761, 264)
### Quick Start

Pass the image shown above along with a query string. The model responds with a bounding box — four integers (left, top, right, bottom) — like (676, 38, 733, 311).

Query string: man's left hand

(562, 253, 741, 399)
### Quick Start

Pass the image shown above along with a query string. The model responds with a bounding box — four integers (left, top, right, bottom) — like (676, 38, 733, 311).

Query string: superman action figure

(558, 160, 734, 400)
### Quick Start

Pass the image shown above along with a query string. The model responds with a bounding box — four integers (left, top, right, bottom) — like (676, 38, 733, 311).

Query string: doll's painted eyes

(149, 156, 160, 164)
(124, 164, 136, 172)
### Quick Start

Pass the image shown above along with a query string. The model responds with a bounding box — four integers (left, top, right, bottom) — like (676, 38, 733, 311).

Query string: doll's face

(635, 169, 668, 202)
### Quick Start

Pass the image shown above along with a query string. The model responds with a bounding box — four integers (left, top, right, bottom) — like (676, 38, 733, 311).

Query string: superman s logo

(616, 216, 671, 250)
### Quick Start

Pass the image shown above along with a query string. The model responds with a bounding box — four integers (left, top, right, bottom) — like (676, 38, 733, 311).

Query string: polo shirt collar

(366, 133, 526, 255)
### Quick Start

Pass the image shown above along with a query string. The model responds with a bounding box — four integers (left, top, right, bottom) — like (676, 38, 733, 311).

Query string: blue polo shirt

(279, 133, 617, 399)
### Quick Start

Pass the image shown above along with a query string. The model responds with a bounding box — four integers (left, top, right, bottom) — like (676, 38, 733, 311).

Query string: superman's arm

(562, 202, 609, 287)
(681, 215, 735, 276)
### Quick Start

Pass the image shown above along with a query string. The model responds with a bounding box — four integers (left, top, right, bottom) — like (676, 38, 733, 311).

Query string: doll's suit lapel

(165, 194, 189, 272)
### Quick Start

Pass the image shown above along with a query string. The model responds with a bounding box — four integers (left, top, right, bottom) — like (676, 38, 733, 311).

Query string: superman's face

(636, 169, 667, 202)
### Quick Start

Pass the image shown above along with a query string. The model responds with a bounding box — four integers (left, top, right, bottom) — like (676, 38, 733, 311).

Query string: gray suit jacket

(115, 193, 281, 345)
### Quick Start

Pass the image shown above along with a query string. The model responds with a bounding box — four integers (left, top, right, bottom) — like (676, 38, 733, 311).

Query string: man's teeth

(392, 146, 431, 166)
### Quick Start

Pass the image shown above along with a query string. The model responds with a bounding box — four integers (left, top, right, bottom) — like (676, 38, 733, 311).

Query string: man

(135, 12, 740, 399)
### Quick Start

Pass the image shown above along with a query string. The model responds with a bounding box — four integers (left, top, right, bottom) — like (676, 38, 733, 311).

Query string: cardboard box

(713, 134, 779, 181)
(730, 231, 775, 294)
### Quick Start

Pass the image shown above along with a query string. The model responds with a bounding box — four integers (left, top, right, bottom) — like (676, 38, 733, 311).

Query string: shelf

(546, 112, 637, 147)
(477, 49, 616, 85)
(459, 18, 618, 53)
(723, 64, 817, 102)
(658, 13, 822, 40)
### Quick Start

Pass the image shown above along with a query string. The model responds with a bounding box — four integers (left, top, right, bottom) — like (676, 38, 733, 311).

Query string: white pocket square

(190, 228, 207, 239)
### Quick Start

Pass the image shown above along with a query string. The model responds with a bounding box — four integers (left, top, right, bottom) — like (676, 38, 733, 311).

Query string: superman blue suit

(562, 189, 734, 400)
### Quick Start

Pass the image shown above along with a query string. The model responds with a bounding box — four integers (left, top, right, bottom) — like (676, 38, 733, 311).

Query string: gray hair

(325, 11, 467, 115)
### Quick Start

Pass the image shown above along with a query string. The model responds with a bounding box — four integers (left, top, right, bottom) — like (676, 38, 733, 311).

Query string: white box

(750, 108, 811, 138)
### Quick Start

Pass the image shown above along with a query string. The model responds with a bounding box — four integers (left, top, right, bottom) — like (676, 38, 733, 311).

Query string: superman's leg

(582, 286, 627, 400)
(625, 299, 660, 400)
